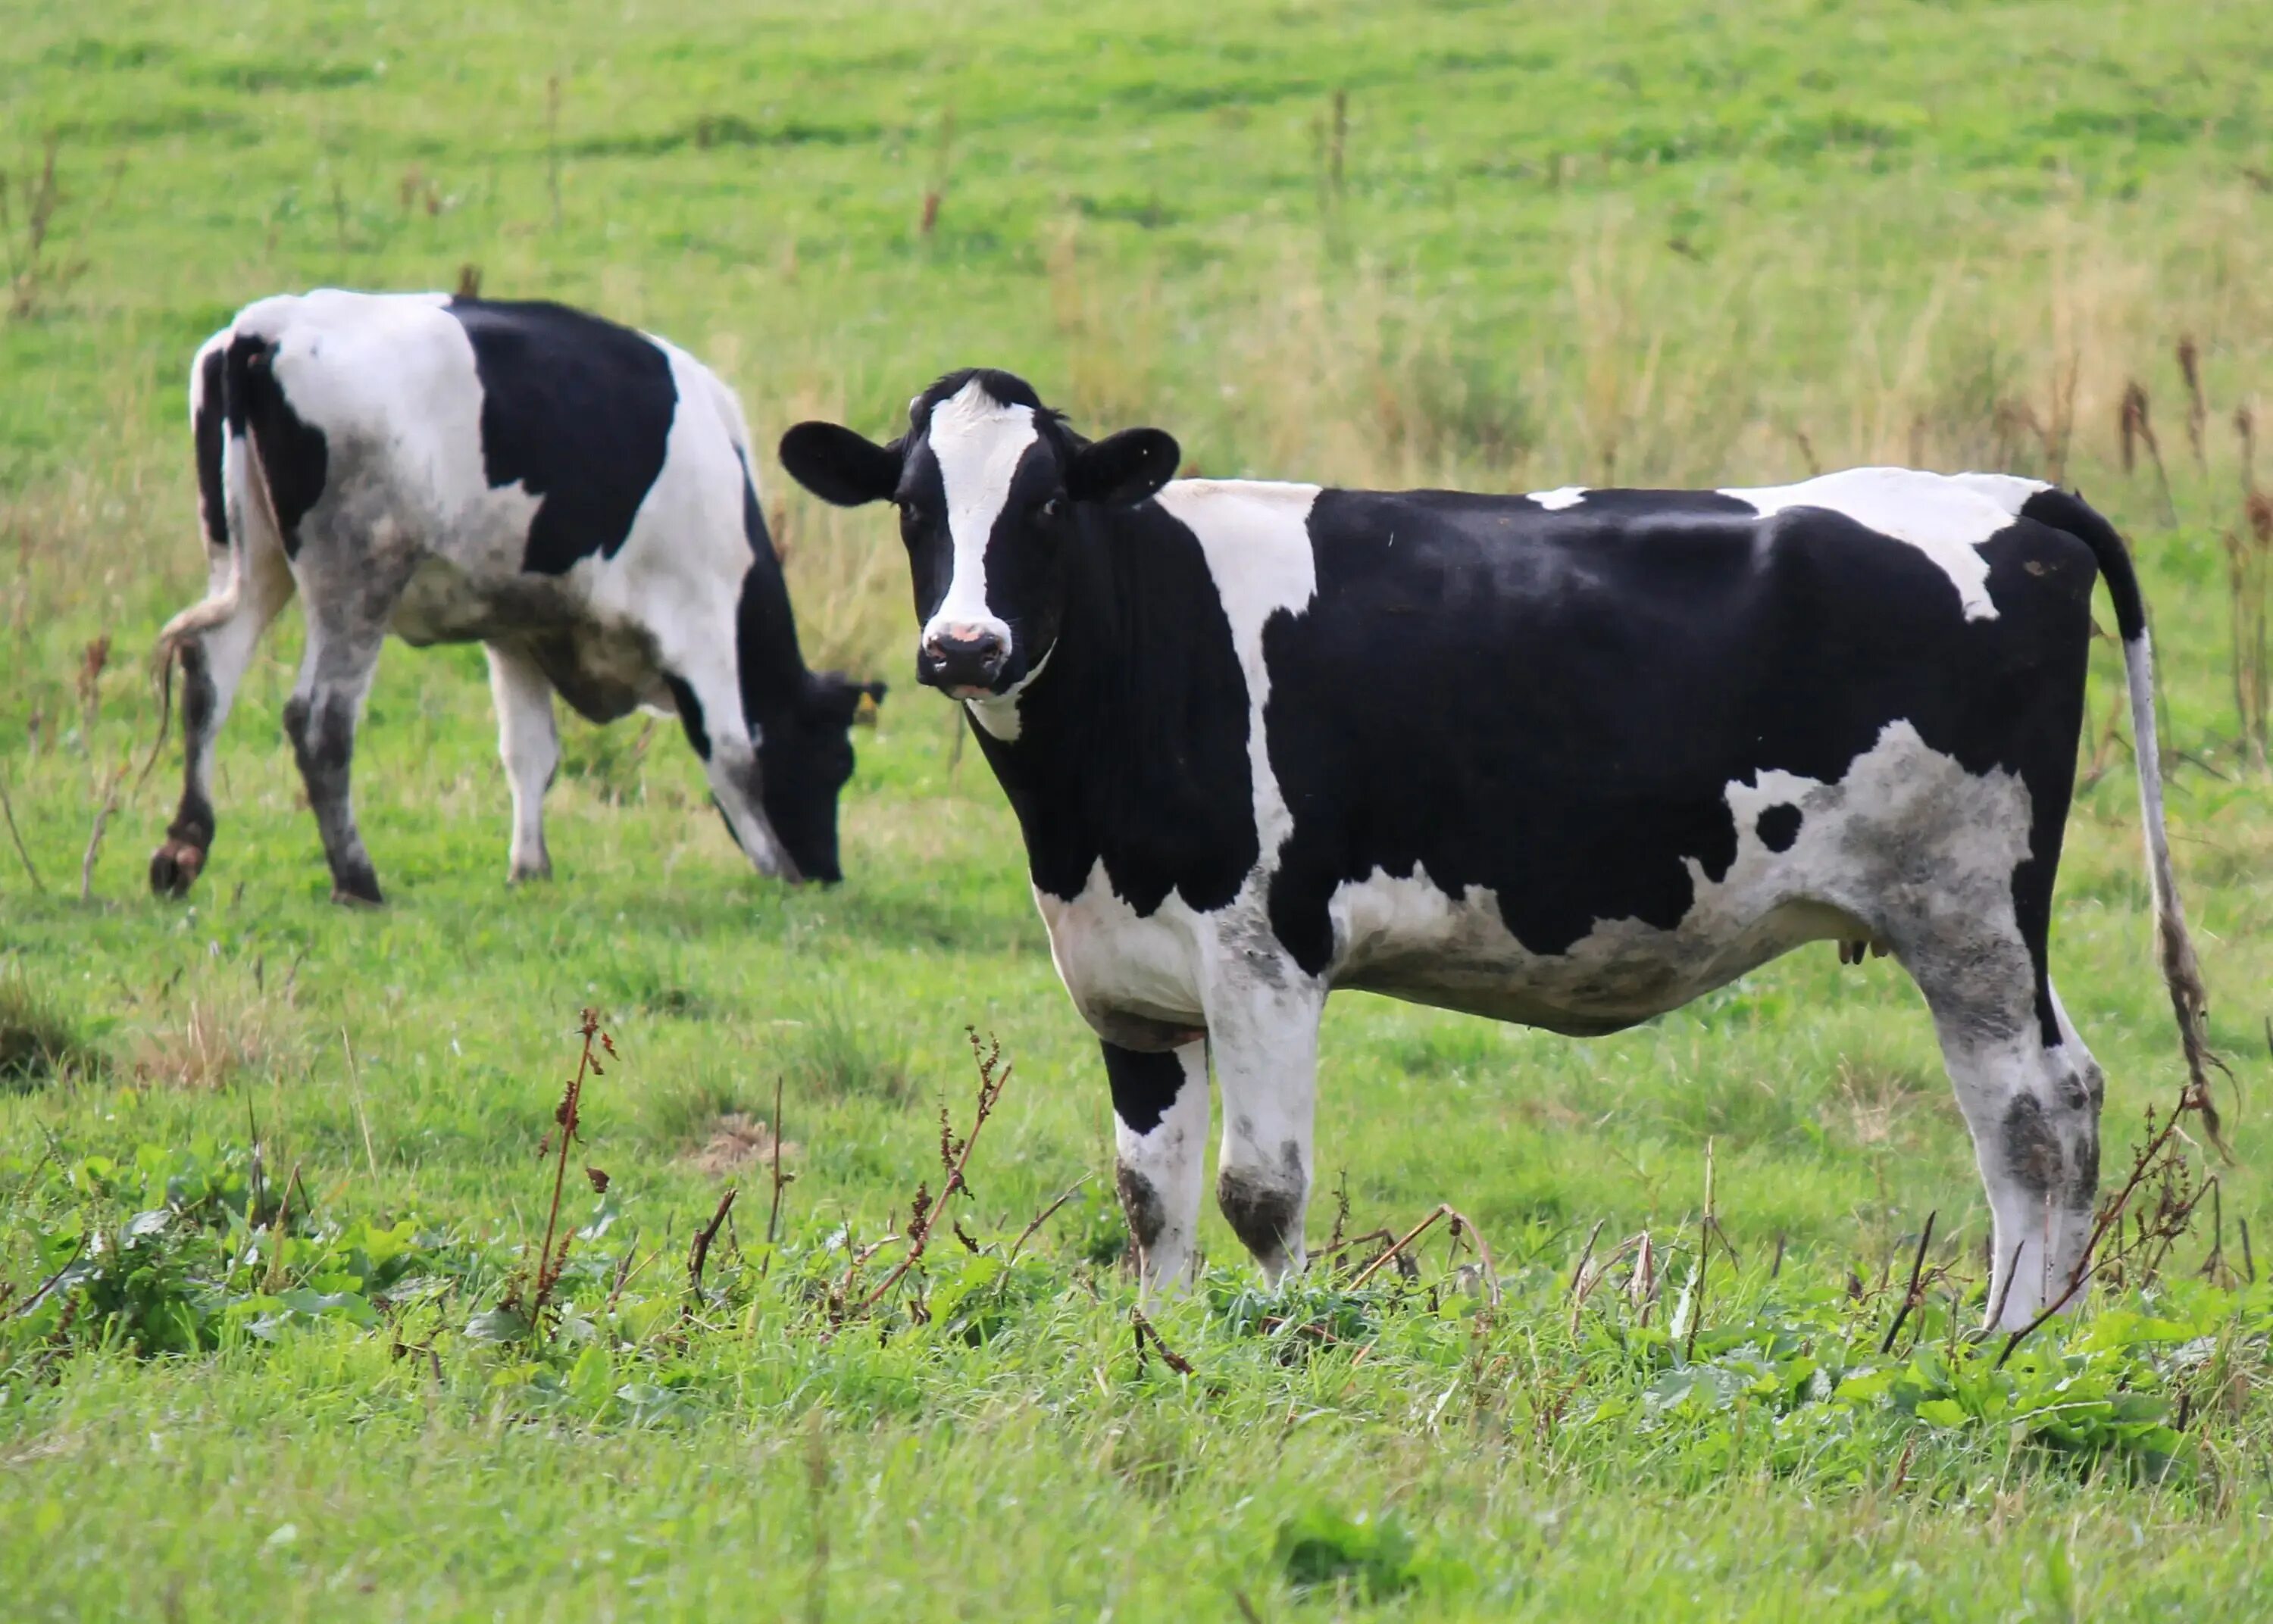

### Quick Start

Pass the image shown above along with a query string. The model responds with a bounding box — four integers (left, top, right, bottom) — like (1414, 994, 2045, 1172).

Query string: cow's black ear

(1068, 428, 1180, 508)
(799, 671, 888, 727)
(779, 423, 900, 507)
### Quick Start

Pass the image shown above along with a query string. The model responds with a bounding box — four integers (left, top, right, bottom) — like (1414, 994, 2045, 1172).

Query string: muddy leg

(1106, 1037, 1209, 1291)
(150, 542, 295, 898)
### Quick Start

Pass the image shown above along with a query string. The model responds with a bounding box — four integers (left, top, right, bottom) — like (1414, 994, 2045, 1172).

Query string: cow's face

(757, 672, 886, 885)
(780, 370, 1178, 698)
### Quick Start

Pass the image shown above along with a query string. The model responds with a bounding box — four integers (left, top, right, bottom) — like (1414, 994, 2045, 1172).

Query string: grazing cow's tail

(158, 334, 243, 651)
(2025, 486, 2222, 1145)
(157, 328, 292, 652)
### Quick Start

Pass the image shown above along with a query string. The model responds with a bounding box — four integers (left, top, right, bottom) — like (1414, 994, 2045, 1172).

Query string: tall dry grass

(740, 192, 2273, 739)
(8, 186, 2271, 762)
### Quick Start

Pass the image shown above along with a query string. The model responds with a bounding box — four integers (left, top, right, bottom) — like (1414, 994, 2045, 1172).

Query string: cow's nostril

(927, 628, 1006, 664)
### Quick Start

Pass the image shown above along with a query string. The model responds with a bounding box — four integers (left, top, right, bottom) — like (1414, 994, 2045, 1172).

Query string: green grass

(5, 0, 2273, 1616)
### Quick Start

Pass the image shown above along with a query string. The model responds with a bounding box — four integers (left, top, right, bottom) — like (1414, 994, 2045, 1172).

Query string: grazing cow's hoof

(507, 860, 553, 885)
(149, 840, 205, 899)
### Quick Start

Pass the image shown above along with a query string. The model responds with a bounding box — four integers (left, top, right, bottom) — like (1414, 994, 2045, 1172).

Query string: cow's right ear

(779, 423, 900, 508)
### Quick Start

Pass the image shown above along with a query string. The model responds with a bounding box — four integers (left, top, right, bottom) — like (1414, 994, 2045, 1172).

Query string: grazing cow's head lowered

(755, 670, 886, 885)
(779, 370, 1180, 696)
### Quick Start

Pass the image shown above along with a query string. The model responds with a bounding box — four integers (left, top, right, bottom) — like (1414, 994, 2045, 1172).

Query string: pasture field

(5, 0, 2273, 1616)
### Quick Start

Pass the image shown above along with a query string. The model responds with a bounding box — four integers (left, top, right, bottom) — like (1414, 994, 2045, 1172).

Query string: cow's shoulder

(442, 298, 680, 575)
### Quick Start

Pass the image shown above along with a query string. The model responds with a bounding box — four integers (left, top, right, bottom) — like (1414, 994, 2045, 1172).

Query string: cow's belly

(392, 556, 586, 645)
(1034, 867, 1207, 1050)
(1327, 867, 1862, 1036)
(391, 559, 668, 723)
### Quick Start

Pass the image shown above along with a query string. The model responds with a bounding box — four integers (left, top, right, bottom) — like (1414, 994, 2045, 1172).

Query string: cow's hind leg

(283, 595, 393, 905)
(1901, 935, 2102, 1332)
(1106, 1037, 1209, 1291)
(485, 642, 560, 883)
(151, 536, 295, 897)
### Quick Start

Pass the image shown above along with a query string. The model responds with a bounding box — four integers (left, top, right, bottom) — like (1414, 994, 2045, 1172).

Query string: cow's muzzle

(918, 622, 1009, 698)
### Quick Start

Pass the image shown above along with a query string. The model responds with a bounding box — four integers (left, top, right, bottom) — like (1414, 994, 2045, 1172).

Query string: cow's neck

(734, 536, 814, 730)
(969, 504, 1260, 914)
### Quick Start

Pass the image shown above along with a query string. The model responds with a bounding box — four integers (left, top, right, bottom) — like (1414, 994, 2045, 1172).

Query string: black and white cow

(153, 290, 883, 903)
(780, 368, 2215, 1331)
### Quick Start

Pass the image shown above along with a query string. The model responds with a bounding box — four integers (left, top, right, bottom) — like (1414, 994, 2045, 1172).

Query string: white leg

(1913, 961, 2103, 1331)
(1106, 1038, 1210, 1291)
(485, 642, 560, 883)
(1203, 965, 1325, 1282)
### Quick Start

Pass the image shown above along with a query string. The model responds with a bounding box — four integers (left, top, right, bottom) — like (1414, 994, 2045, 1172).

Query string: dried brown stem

(1996, 1084, 2206, 1369)
(848, 1029, 1009, 1317)
(1878, 1210, 1937, 1356)
(0, 766, 42, 892)
(78, 756, 127, 902)
(1, 1232, 85, 1323)
(686, 1186, 737, 1312)
(1346, 1201, 1500, 1304)
(1130, 1305, 1195, 1375)
(524, 1010, 608, 1332)
(766, 1071, 789, 1249)
(1008, 1173, 1091, 1263)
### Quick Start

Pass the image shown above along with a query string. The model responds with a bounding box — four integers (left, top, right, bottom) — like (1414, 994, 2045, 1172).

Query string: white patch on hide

(963, 640, 1053, 742)
(1152, 479, 1321, 864)
(1526, 486, 1590, 511)
(1720, 467, 2049, 623)
(1324, 720, 2034, 1033)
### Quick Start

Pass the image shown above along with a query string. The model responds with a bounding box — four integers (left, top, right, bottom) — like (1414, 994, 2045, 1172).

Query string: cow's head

(755, 670, 886, 885)
(779, 370, 1180, 697)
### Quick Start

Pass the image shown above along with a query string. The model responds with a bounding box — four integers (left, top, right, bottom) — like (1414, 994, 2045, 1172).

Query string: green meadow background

(3, 2, 2272, 1616)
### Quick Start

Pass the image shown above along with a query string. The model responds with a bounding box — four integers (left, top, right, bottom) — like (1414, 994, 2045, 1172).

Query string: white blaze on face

(1721, 467, 2047, 623)
(921, 379, 1038, 657)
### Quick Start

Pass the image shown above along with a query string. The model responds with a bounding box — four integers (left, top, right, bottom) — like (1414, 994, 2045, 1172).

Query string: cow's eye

(1039, 495, 1065, 521)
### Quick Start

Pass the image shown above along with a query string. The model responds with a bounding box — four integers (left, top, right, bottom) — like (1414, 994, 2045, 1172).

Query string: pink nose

(921, 622, 1008, 685)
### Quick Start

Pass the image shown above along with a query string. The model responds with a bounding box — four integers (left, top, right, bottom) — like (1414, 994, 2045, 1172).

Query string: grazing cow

(780, 368, 2215, 1330)
(153, 290, 883, 903)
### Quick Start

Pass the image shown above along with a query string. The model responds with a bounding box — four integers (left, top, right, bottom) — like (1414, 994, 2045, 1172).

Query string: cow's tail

(158, 336, 242, 651)
(156, 328, 291, 652)
(2026, 486, 2223, 1148)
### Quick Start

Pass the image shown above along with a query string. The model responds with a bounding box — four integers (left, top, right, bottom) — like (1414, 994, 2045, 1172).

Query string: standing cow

(153, 290, 883, 902)
(780, 368, 2215, 1331)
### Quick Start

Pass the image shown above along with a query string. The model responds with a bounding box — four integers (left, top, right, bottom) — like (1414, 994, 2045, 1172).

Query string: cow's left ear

(1067, 428, 1180, 508)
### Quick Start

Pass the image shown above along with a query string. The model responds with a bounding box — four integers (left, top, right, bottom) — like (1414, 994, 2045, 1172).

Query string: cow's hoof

(149, 841, 205, 899)
(507, 861, 553, 885)
(330, 870, 385, 908)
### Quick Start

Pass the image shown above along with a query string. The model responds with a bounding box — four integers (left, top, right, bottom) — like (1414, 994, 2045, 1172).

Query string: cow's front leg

(1105, 1037, 1209, 1292)
(1205, 977, 1324, 1283)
